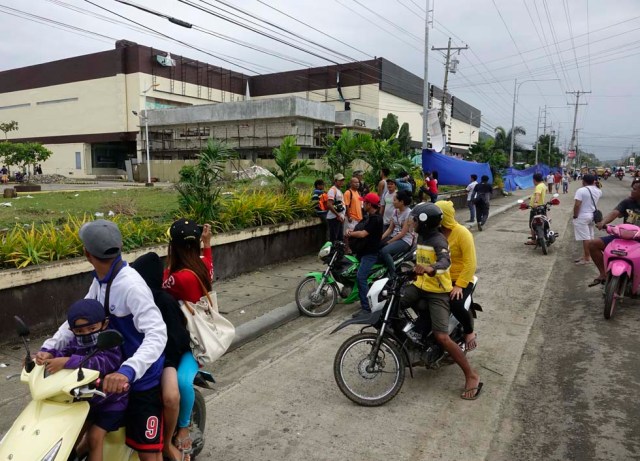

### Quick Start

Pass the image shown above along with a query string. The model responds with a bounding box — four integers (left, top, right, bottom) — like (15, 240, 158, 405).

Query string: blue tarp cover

(421, 149, 493, 185)
(503, 164, 562, 192)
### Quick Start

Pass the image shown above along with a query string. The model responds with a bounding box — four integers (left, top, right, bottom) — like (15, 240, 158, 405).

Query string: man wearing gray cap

(38, 219, 167, 460)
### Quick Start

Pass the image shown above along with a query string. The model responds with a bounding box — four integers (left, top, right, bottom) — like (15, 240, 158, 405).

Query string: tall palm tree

(494, 126, 526, 154)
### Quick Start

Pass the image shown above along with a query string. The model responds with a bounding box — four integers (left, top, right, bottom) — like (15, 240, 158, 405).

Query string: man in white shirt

(326, 173, 346, 242)
(573, 174, 602, 265)
(546, 172, 555, 194)
(465, 174, 478, 223)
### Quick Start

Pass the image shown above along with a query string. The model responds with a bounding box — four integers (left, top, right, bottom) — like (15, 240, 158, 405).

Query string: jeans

(177, 351, 199, 428)
(379, 239, 411, 277)
(356, 254, 378, 311)
(327, 217, 343, 242)
(467, 200, 475, 221)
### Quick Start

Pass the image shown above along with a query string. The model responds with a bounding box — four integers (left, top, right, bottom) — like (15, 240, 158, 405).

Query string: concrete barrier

(0, 218, 325, 339)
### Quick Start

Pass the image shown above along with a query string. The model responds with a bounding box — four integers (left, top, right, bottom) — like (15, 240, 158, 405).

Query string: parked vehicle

(295, 241, 414, 317)
(331, 265, 481, 406)
(601, 224, 640, 319)
(0, 317, 212, 461)
(518, 194, 561, 255)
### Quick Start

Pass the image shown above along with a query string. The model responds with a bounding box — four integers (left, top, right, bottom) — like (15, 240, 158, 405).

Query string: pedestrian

(554, 171, 562, 193)
(36, 220, 167, 461)
(326, 174, 346, 242)
(395, 170, 413, 193)
(343, 177, 363, 251)
(311, 179, 328, 219)
(573, 174, 602, 265)
(472, 175, 493, 231)
(562, 172, 570, 194)
(380, 178, 397, 233)
(546, 172, 554, 194)
(377, 168, 390, 198)
(465, 174, 478, 223)
(429, 171, 439, 202)
(352, 169, 370, 197)
(346, 193, 383, 317)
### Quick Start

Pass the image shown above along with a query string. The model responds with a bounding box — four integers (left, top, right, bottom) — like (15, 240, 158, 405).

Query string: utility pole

(421, 0, 431, 150)
(432, 38, 468, 151)
(535, 107, 541, 165)
(567, 90, 590, 167)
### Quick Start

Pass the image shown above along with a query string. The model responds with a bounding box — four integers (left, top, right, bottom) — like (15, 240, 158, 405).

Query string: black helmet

(411, 202, 442, 234)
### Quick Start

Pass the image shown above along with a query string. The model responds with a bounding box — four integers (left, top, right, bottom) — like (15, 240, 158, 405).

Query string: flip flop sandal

(588, 278, 606, 287)
(461, 382, 484, 400)
(575, 260, 590, 265)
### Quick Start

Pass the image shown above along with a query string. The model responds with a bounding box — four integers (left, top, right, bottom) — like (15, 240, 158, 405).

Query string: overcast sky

(1, 0, 638, 160)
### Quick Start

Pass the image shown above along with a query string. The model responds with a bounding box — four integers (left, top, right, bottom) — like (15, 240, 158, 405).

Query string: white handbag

(178, 271, 235, 366)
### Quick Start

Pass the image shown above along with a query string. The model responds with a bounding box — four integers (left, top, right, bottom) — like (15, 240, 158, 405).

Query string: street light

(140, 83, 159, 186)
(509, 78, 560, 167)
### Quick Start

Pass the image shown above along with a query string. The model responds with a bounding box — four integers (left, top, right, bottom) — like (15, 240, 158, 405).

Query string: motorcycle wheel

(604, 274, 625, 319)
(295, 276, 338, 317)
(190, 389, 207, 458)
(536, 227, 548, 255)
(333, 332, 405, 407)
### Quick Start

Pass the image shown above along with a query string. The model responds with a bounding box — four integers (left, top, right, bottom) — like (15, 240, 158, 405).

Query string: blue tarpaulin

(503, 164, 562, 192)
(421, 149, 493, 185)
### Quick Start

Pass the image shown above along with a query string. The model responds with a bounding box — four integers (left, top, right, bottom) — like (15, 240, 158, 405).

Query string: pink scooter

(602, 223, 640, 319)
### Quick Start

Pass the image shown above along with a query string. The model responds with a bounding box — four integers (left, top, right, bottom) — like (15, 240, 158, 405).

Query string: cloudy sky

(1, 0, 638, 160)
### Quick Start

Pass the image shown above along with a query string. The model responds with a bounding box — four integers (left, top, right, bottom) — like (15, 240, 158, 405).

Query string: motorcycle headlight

(41, 439, 63, 461)
(318, 243, 332, 259)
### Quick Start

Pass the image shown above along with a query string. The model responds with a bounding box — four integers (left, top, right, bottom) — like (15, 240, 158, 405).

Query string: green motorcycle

(295, 241, 413, 317)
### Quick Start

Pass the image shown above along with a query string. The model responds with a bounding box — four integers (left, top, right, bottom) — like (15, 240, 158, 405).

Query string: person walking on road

(546, 172, 555, 194)
(562, 172, 570, 194)
(472, 175, 493, 231)
(465, 174, 478, 223)
(573, 174, 602, 266)
(326, 174, 346, 242)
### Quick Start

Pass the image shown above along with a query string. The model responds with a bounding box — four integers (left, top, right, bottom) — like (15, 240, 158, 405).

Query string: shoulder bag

(178, 270, 235, 366)
(586, 187, 603, 223)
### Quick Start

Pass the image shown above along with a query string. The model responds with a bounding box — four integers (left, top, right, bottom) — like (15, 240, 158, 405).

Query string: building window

(75, 152, 81, 170)
(314, 127, 333, 147)
(0, 103, 30, 110)
(36, 97, 79, 105)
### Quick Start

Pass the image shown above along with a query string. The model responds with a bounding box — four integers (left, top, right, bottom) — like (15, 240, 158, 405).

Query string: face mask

(76, 331, 100, 348)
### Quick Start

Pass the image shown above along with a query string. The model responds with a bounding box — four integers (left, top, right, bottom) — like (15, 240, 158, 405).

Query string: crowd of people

(313, 168, 483, 400)
(35, 218, 213, 461)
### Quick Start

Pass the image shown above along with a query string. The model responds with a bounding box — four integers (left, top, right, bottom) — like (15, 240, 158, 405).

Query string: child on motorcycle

(36, 298, 128, 461)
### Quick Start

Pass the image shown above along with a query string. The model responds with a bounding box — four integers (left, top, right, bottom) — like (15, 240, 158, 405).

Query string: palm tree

(494, 126, 526, 153)
(270, 136, 311, 195)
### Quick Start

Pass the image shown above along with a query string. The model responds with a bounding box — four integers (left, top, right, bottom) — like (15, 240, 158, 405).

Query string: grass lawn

(0, 187, 180, 229)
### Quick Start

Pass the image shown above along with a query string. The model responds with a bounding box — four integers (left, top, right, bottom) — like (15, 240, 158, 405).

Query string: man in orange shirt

(344, 177, 363, 233)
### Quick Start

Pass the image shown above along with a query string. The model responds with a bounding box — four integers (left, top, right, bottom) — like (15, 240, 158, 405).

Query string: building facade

(0, 40, 480, 178)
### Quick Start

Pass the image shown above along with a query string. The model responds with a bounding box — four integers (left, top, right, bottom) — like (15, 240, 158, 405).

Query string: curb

(227, 196, 525, 351)
(229, 302, 301, 352)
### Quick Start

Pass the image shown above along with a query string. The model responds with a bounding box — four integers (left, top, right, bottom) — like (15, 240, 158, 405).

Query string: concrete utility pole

(567, 90, 590, 167)
(432, 38, 468, 151)
(534, 107, 542, 165)
(421, 0, 431, 150)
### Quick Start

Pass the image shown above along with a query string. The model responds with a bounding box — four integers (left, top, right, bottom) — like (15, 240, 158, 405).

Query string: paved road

(3, 178, 638, 460)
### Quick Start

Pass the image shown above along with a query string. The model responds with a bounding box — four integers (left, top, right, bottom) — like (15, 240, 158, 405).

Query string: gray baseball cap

(79, 219, 122, 259)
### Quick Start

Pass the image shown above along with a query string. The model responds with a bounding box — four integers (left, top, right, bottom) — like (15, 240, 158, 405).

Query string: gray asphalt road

(488, 176, 640, 460)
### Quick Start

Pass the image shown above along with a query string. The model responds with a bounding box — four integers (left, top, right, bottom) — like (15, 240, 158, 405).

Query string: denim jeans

(467, 200, 476, 221)
(379, 239, 411, 277)
(357, 254, 378, 311)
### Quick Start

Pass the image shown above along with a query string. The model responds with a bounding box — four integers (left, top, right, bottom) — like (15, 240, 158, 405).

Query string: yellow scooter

(0, 317, 138, 460)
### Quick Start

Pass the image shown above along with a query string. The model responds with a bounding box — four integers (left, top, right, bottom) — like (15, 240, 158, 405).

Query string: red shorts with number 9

(125, 386, 164, 453)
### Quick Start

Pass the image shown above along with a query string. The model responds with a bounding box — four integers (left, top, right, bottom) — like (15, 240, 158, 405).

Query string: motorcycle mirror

(517, 199, 524, 204)
(550, 198, 561, 205)
(96, 330, 123, 351)
(14, 316, 30, 337)
(14, 316, 34, 373)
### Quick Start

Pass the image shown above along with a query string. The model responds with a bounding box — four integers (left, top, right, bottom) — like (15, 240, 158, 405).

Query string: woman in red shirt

(162, 218, 213, 461)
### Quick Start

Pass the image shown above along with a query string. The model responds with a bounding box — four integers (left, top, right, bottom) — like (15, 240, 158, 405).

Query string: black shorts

(125, 386, 164, 453)
(88, 408, 125, 433)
